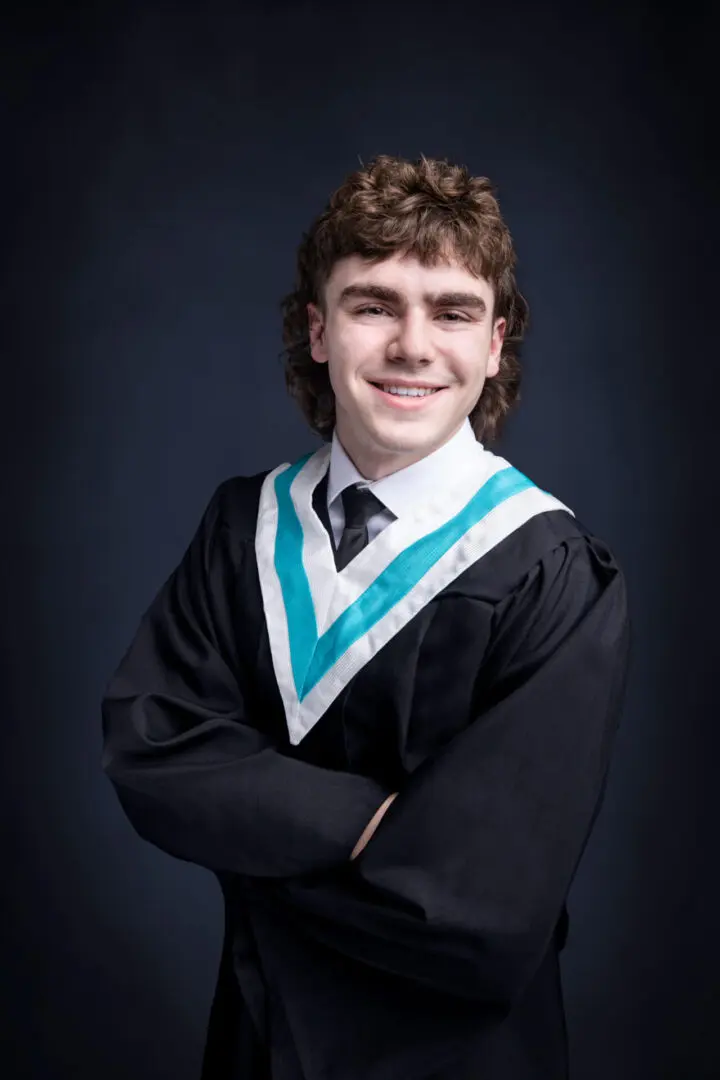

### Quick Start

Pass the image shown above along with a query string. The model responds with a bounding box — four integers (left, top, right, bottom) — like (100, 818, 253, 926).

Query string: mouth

(367, 380, 449, 409)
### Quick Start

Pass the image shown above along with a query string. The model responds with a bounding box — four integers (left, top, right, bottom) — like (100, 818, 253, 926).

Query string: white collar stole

(255, 442, 572, 745)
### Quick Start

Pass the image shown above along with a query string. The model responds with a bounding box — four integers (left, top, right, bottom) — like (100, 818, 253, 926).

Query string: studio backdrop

(2, 3, 716, 1079)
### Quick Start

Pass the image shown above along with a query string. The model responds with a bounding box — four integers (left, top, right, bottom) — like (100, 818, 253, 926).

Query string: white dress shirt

(326, 418, 482, 547)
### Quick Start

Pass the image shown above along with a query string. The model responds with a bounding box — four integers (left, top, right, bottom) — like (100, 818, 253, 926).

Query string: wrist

(350, 792, 398, 860)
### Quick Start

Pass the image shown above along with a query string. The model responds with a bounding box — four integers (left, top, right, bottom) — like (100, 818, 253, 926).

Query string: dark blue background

(2, 3, 716, 1077)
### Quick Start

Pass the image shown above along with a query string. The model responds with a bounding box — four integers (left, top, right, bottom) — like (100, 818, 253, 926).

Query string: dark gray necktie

(334, 483, 386, 571)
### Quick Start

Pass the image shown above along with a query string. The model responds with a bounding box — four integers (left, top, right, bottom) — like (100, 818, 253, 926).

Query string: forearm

(102, 688, 394, 877)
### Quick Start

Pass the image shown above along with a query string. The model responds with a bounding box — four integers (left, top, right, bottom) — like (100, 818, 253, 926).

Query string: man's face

(308, 251, 505, 479)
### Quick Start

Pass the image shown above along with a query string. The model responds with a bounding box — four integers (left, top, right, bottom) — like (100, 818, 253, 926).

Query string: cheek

(324, 331, 359, 400)
(333, 323, 384, 373)
(451, 340, 491, 384)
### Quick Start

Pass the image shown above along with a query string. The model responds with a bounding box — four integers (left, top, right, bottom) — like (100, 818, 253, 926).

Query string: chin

(368, 427, 444, 457)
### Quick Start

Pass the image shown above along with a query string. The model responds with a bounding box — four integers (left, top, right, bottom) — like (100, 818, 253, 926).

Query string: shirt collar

(327, 418, 481, 519)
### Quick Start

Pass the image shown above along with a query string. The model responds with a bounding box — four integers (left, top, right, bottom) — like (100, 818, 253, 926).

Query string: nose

(388, 310, 434, 367)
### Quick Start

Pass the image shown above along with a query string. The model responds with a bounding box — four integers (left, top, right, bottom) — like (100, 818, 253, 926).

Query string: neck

(334, 418, 466, 481)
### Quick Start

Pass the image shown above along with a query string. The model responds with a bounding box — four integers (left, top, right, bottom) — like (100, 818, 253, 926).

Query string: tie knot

(340, 483, 385, 530)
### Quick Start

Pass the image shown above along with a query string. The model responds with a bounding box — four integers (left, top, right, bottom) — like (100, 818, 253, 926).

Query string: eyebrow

(338, 283, 487, 315)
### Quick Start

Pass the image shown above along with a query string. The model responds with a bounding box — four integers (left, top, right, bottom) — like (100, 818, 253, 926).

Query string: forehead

(325, 251, 493, 302)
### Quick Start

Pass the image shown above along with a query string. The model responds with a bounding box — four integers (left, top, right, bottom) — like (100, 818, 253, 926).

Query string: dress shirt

(326, 418, 482, 547)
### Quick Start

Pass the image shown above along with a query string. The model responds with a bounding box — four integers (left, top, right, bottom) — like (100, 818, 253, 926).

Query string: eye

(356, 305, 389, 316)
(437, 311, 470, 322)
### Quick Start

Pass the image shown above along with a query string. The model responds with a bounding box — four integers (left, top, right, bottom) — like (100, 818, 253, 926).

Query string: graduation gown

(101, 439, 630, 1080)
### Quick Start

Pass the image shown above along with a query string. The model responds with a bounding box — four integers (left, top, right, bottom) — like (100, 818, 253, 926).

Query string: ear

(486, 316, 506, 379)
(307, 303, 328, 364)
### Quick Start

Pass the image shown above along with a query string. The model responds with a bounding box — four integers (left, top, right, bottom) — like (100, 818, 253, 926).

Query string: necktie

(334, 483, 386, 571)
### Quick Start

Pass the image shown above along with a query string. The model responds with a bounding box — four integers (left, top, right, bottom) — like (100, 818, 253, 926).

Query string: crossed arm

(102, 483, 630, 1004)
(102, 485, 401, 878)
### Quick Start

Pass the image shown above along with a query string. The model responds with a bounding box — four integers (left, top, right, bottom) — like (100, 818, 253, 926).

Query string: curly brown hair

(281, 154, 528, 445)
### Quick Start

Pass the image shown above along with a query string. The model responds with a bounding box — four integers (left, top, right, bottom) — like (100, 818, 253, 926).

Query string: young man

(102, 154, 630, 1080)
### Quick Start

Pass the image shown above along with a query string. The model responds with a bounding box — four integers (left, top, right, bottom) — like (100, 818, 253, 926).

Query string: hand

(350, 792, 398, 860)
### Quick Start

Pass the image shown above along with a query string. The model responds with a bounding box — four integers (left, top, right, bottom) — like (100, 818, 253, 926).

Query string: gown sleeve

(100, 480, 392, 878)
(243, 530, 631, 1007)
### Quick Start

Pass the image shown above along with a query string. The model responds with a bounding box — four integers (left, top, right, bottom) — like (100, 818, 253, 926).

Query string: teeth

(379, 385, 439, 397)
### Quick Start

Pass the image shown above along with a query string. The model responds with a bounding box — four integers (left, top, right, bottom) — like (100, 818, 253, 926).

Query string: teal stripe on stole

(273, 454, 317, 696)
(300, 465, 534, 698)
(275, 462, 536, 702)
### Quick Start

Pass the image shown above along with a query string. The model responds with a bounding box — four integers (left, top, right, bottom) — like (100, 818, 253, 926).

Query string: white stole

(255, 441, 572, 745)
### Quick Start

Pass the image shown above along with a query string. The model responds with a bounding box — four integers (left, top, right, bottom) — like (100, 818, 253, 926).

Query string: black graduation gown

(101, 464, 630, 1080)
